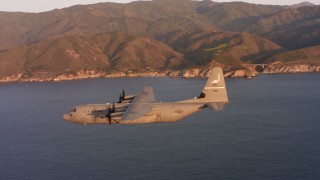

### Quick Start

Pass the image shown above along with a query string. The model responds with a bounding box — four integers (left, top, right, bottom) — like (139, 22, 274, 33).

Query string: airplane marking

(211, 74, 220, 84)
(204, 86, 225, 90)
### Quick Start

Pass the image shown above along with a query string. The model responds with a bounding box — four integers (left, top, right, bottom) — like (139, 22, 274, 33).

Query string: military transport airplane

(63, 67, 228, 125)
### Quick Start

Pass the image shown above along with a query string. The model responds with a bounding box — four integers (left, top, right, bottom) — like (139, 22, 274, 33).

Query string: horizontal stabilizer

(206, 102, 227, 111)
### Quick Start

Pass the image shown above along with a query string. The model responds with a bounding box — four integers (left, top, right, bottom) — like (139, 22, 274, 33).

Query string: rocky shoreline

(1, 63, 319, 83)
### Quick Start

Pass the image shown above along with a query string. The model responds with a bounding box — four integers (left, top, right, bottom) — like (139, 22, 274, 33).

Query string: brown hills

(0, 0, 319, 81)
(0, 33, 185, 78)
(230, 5, 320, 50)
(160, 30, 283, 66)
(267, 45, 320, 64)
(0, 0, 219, 51)
(288, 1, 316, 8)
(197, 1, 283, 29)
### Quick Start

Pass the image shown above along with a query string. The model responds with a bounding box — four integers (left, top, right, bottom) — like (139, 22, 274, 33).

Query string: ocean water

(0, 74, 319, 180)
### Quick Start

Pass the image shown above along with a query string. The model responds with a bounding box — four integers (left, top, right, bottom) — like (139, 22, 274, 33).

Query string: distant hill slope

(159, 30, 284, 66)
(267, 45, 320, 63)
(288, 1, 316, 9)
(0, 29, 283, 77)
(197, 2, 284, 29)
(0, 0, 219, 51)
(0, 32, 185, 78)
(228, 6, 320, 50)
(0, 0, 319, 80)
(0, 0, 318, 51)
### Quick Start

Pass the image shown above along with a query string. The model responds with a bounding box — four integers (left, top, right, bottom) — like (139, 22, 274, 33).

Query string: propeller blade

(108, 116, 111, 126)
(106, 106, 112, 126)
(122, 89, 125, 100)
(118, 94, 122, 103)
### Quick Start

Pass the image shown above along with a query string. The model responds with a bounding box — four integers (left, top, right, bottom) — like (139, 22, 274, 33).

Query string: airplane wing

(121, 86, 156, 121)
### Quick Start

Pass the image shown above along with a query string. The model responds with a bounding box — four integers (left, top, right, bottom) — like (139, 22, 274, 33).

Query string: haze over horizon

(0, 0, 318, 13)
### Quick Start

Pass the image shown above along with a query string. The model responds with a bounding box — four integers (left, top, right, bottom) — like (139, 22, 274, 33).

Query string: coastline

(1, 63, 319, 83)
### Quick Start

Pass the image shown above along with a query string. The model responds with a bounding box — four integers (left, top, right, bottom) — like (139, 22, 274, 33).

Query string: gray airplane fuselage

(63, 101, 206, 124)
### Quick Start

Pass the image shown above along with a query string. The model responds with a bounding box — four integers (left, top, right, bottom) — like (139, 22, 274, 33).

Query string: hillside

(0, 32, 186, 79)
(197, 1, 284, 29)
(0, 0, 318, 52)
(0, 0, 219, 51)
(0, 0, 313, 51)
(288, 1, 316, 8)
(0, 0, 319, 81)
(0, 30, 283, 80)
(159, 30, 284, 66)
(267, 45, 320, 64)
(229, 5, 320, 49)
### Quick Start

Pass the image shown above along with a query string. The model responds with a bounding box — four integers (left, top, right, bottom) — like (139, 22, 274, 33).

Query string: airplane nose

(63, 114, 70, 121)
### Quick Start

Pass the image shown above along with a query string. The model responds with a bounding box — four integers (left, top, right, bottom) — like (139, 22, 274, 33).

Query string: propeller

(117, 89, 126, 103)
(122, 89, 125, 100)
(106, 105, 112, 126)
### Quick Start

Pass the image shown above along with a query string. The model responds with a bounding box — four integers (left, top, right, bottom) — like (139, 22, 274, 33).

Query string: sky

(0, 0, 319, 13)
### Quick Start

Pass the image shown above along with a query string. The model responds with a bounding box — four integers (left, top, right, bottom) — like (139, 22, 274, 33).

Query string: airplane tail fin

(198, 67, 228, 111)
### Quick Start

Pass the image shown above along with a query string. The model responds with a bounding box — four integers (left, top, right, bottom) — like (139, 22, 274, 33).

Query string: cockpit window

(71, 108, 77, 112)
